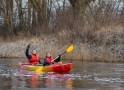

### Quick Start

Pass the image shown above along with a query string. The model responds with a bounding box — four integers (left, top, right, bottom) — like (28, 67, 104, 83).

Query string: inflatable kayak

(18, 62, 74, 72)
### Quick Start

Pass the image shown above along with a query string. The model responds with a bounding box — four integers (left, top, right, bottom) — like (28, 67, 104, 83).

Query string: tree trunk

(28, 0, 31, 30)
(18, 0, 23, 30)
(63, 0, 66, 11)
(9, 0, 13, 35)
(30, 0, 48, 27)
(5, 0, 13, 35)
(42, 0, 47, 22)
(47, 0, 52, 22)
(32, 6, 37, 29)
(69, 0, 95, 19)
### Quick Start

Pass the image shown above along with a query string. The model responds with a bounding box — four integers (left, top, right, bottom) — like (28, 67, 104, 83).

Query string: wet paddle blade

(36, 67, 43, 74)
(66, 45, 74, 53)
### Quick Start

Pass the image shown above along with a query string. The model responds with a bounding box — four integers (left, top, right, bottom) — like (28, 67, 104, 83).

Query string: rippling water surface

(0, 58, 124, 90)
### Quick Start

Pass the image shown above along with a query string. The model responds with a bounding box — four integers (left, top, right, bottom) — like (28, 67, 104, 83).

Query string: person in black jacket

(25, 44, 41, 64)
(43, 52, 61, 66)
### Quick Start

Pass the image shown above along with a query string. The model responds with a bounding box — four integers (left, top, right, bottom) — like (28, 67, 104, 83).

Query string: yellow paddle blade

(66, 45, 74, 53)
(36, 67, 43, 74)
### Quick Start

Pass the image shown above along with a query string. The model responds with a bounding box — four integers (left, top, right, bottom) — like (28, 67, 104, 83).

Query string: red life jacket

(45, 56, 54, 64)
(29, 54, 40, 64)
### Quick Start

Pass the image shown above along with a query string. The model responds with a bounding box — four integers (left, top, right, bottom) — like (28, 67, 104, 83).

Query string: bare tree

(0, 0, 14, 35)
(69, 0, 95, 16)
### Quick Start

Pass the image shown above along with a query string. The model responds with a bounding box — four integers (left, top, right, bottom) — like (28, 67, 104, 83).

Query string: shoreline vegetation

(0, 25, 123, 62)
(0, 0, 124, 62)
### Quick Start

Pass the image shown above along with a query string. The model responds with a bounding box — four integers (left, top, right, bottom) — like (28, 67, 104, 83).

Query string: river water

(0, 58, 124, 90)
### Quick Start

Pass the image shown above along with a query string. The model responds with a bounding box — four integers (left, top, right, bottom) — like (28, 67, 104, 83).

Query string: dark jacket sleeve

(25, 49, 31, 59)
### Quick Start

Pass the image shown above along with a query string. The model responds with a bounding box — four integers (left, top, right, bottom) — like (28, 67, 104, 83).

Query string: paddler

(43, 52, 61, 66)
(25, 44, 41, 64)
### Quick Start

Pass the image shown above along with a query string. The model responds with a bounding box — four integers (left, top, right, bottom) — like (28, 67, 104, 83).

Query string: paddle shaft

(59, 51, 66, 56)
(54, 45, 74, 61)
(12, 64, 43, 66)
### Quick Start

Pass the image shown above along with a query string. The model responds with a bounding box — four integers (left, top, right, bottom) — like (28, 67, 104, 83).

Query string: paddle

(35, 66, 43, 74)
(35, 45, 74, 73)
(60, 45, 74, 55)
(54, 45, 74, 62)
(11, 64, 31, 66)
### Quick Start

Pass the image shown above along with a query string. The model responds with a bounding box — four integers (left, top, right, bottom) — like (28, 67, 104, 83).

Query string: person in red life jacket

(25, 44, 41, 64)
(43, 52, 61, 66)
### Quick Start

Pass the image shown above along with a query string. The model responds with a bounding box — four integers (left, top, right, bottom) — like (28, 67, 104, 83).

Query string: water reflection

(17, 69, 74, 89)
(43, 72, 73, 89)
(29, 74, 39, 88)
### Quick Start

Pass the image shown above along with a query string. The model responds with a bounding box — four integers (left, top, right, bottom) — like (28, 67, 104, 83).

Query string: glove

(27, 44, 31, 49)
(51, 60, 54, 64)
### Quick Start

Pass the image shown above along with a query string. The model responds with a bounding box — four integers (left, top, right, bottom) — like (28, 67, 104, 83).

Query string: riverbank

(0, 40, 123, 62)
(0, 26, 123, 62)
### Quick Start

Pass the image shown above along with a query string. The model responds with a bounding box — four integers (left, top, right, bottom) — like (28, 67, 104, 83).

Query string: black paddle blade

(54, 55, 61, 62)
